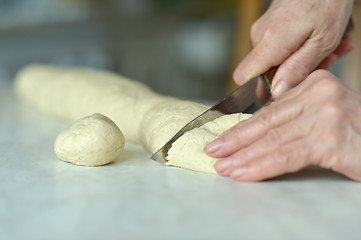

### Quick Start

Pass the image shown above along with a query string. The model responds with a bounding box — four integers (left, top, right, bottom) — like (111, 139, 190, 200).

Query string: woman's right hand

(233, 0, 355, 98)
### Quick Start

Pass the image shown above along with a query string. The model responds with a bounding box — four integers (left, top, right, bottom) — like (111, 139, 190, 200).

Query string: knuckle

(318, 150, 343, 171)
(313, 32, 339, 55)
(321, 79, 341, 95)
(224, 127, 247, 148)
(308, 69, 332, 80)
(282, 59, 310, 84)
(256, 107, 272, 127)
(274, 147, 295, 169)
(327, 128, 347, 146)
(250, 22, 260, 43)
(310, 75, 342, 97)
(265, 129, 282, 146)
(267, 39, 293, 60)
(262, 27, 274, 41)
(319, 102, 344, 122)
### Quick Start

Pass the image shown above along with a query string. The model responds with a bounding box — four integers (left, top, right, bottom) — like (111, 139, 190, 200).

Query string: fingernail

(272, 81, 290, 98)
(205, 139, 223, 154)
(231, 167, 248, 180)
(214, 159, 231, 172)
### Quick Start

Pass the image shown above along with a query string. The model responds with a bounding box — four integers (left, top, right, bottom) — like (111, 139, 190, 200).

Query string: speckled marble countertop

(1, 80, 361, 240)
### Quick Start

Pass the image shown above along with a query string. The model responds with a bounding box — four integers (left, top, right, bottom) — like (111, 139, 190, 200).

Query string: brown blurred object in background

(342, 4, 361, 91)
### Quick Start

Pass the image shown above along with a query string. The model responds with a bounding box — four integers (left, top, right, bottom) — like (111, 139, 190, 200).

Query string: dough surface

(166, 113, 252, 173)
(15, 64, 209, 152)
(54, 113, 125, 166)
(15, 64, 252, 173)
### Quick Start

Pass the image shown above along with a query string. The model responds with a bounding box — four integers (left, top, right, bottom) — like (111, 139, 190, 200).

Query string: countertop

(1, 79, 361, 240)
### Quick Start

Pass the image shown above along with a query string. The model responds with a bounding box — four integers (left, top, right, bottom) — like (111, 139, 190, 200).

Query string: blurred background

(0, 0, 360, 101)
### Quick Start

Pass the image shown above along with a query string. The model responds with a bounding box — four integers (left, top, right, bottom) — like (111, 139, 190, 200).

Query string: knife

(151, 67, 277, 163)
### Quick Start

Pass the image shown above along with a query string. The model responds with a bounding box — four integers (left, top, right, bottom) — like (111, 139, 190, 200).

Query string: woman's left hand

(205, 70, 361, 181)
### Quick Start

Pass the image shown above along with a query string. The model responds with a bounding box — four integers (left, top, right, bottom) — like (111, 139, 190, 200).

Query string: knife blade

(151, 68, 276, 163)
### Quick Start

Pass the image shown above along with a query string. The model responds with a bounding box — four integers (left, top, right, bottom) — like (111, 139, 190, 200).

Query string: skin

(205, 0, 361, 181)
(206, 70, 361, 182)
(233, 0, 355, 98)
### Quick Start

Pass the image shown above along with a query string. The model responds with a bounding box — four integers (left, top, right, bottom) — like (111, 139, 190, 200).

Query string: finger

(273, 77, 314, 104)
(333, 34, 355, 58)
(250, 17, 268, 46)
(215, 116, 310, 176)
(206, 96, 305, 158)
(317, 54, 338, 70)
(276, 69, 340, 104)
(271, 36, 331, 97)
(249, 3, 277, 46)
(233, 26, 313, 86)
(271, 20, 354, 98)
(316, 36, 355, 70)
(229, 140, 310, 182)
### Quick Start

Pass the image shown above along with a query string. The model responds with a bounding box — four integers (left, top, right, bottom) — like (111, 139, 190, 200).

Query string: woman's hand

(206, 70, 361, 182)
(233, 0, 354, 98)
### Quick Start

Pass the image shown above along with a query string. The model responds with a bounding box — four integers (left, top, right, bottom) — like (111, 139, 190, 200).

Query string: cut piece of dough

(54, 113, 125, 166)
(15, 64, 252, 173)
(138, 99, 222, 154)
(166, 113, 252, 173)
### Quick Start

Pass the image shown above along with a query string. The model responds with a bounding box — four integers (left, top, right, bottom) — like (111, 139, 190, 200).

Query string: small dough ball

(54, 113, 125, 166)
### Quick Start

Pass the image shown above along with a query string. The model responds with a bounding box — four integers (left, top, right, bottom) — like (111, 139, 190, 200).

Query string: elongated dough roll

(15, 64, 251, 173)
(14, 65, 210, 152)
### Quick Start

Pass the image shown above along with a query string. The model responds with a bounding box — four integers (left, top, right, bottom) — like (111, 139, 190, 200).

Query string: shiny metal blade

(151, 73, 273, 164)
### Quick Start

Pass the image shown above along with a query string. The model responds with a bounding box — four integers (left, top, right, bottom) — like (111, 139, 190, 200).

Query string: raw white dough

(15, 64, 157, 143)
(54, 113, 125, 166)
(166, 113, 252, 173)
(15, 64, 209, 152)
(138, 100, 222, 154)
(15, 64, 252, 173)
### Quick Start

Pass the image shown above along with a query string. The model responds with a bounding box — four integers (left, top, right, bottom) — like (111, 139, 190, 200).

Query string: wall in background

(0, 0, 239, 101)
(0, 0, 359, 100)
